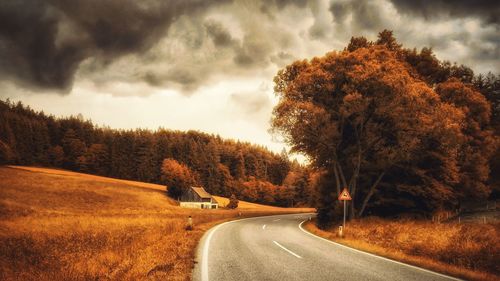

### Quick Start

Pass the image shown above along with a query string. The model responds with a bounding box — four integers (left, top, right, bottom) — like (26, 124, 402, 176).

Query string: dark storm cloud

(1, 0, 498, 95)
(270, 51, 296, 67)
(388, 0, 500, 24)
(0, 1, 84, 90)
(204, 20, 235, 47)
(329, 0, 386, 31)
(0, 0, 229, 92)
(272, 0, 309, 9)
(326, 0, 499, 73)
(233, 35, 273, 67)
(329, 1, 350, 23)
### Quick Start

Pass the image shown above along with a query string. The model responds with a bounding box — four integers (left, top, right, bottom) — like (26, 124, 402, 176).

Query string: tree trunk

(336, 162, 348, 188)
(358, 171, 385, 217)
(349, 150, 362, 219)
(333, 163, 341, 196)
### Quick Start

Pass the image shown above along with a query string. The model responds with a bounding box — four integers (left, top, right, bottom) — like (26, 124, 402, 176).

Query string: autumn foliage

(0, 100, 316, 206)
(272, 30, 499, 227)
(161, 158, 197, 199)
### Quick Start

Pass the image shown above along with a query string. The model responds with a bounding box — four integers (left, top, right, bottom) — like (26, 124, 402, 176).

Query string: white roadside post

(186, 215, 193, 231)
(338, 187, 352, 237)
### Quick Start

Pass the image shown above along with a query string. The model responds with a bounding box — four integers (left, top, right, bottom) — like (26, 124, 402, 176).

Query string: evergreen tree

(62, 129, 87, 169)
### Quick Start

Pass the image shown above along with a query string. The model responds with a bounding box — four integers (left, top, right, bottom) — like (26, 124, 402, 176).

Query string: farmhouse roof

(191, 186, 212, 199)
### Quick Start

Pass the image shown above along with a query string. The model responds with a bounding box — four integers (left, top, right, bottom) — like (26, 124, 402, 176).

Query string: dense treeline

(272, 30, 499, 226)
(0, 100, 316, 206)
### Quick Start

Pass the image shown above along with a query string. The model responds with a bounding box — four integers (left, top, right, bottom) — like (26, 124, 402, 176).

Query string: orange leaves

(161, 158, 197, 198)
(437, 78, 492, 127)
(271, 31, 499, 216)
(340, 91, 367, 118)
(161, 158, 194, 181)
(435, 78, 497, 200)
(239, 177, 279, 204)
(272, 41, 462, 170)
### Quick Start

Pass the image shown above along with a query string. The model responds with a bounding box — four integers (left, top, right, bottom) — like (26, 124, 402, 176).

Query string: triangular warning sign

(338, 188, 352, 201)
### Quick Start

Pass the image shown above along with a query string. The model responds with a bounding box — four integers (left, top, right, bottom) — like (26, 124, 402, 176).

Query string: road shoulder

(301, 220, 498, 281)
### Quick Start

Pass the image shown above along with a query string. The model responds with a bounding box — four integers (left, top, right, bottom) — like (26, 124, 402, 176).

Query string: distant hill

(3, 165, 290, 211)
(0, 100, 315, 206)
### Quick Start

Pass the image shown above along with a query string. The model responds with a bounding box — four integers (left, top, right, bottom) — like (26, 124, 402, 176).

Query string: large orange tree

(271, 31, 496, 226)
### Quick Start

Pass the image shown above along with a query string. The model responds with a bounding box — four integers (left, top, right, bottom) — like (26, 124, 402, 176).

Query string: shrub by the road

(227, 194, 239, 209)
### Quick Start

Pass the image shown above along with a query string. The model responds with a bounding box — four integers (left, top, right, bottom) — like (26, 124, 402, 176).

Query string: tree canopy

(272, 30, 498, 227)
(161, 158, 197, 199)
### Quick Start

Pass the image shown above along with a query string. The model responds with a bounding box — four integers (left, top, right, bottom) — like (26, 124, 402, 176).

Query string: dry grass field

(0, 166, 312, 281)
(212, 195, 284, 209)
(304, 217, 500, 281)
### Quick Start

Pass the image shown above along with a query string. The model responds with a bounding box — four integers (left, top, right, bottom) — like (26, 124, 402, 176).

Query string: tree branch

(358, 171, 385, 217)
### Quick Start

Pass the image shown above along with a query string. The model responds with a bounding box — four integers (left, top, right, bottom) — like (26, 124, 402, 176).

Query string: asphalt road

(193, 213, 461, 281)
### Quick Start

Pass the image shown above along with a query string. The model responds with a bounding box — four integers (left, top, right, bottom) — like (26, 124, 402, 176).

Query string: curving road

(193, 213, 461, 281)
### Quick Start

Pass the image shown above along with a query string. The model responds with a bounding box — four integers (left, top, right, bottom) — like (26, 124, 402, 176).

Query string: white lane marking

(202, 221, 228, 281)
(200, 213, 313, 281)
(273, 240, 303, 259)
(262, 224, 266, 230)
(273, 219, 281, 222)
(298, 220, 462, 281)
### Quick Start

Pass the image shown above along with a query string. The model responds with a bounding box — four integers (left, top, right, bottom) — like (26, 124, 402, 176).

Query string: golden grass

(9, 166, 172, 192)
(212, 196, 283, 209)
(10, 166, 283, 209)
(0, 166, 312, 281)
(304, 217, 500, 281)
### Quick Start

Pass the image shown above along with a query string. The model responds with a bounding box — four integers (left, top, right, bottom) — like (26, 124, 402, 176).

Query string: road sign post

(343, 200, 346, 230)
(338, 187, 352, 234)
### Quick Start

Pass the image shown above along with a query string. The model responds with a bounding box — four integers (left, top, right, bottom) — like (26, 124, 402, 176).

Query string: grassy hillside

(213, 195, 284, 209)
(0, 166, 312, 281)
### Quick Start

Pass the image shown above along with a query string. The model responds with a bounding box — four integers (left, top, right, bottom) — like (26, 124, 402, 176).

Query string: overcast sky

(0, 0, 498, 157)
